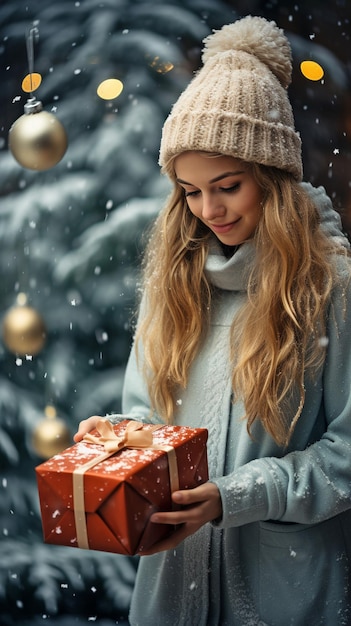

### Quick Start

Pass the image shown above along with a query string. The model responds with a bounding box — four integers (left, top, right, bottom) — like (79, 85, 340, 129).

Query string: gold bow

(83, 418, 159, 453)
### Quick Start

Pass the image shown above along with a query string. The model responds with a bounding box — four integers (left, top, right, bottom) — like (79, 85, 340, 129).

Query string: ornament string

(25, 26, 39, 99)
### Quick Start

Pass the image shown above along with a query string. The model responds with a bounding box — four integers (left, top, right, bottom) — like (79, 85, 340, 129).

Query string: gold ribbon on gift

(73, 419, 179, 549)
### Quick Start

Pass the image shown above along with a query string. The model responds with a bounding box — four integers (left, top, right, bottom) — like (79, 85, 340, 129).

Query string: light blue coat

(112, 185, 351, 626)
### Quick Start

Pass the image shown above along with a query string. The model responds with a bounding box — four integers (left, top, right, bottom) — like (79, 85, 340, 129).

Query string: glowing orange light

(22, 72, 42, 93)
(148, 57, 174, 74)
(97, 78, 124, 100)
(300, 60, 324, 81)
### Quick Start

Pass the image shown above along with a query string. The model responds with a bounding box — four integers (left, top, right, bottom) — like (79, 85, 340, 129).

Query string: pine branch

(0, 540, 136, 618)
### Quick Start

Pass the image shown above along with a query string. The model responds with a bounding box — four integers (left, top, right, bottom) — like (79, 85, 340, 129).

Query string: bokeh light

(148, 56, 174, 74)
(97, 78, 124, 100)
(22, 72, 42, 93)
(300, 60, 324, 81)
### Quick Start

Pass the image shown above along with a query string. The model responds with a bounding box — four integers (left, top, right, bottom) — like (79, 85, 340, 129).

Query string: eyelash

(184, 183, 240, 198)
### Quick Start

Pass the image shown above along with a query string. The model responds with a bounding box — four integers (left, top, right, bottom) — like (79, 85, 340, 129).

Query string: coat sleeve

(106, 345, 154, 424)
(118, 338, 164, 425)
(212, 258, 351, 528)
(108, 293, 164, 426)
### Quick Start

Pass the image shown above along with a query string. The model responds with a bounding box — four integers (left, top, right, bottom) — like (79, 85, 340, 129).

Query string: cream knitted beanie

(159, 16, 303, 181)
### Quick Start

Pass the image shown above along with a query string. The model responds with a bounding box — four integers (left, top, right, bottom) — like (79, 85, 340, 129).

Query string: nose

(201, 193, 225, 221)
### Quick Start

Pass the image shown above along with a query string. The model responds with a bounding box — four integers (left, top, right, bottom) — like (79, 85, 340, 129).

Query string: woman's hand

(139, 481, 222, 555)
(73, 415, 102, 442)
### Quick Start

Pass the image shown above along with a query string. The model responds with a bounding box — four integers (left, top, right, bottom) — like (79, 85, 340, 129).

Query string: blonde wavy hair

(136, 160, 347, 446)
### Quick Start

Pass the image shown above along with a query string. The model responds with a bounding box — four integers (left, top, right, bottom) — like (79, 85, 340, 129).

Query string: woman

(75, 16, 351, 625)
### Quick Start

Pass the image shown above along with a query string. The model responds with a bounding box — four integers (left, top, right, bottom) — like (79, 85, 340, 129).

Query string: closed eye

(220, 183, 240, 193)
(184, 189, 200, 198)
(183, 182, 240, 198)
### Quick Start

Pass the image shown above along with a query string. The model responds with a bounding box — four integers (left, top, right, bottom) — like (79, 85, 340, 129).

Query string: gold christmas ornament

(8, 26, 67, 171)
(9, 98, 67, 171)
(32, 405, 71, 459)
(2, 294, 46, 355)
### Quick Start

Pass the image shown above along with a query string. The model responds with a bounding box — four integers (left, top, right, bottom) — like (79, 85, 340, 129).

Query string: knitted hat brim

(160, 112, 302, 181)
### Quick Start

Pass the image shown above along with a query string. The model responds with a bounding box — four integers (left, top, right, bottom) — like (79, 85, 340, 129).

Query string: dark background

(0, 1, 350, 624)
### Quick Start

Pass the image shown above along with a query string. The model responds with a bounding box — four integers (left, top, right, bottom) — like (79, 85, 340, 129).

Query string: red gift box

(35, 419, 208, 555)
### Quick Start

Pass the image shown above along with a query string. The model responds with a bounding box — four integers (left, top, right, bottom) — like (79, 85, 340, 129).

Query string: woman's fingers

(139, 482, 222, 555)
(73, 415, 102, 442)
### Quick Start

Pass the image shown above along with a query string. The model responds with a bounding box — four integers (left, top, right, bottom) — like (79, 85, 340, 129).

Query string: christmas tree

(0, 1, 235, 623)
(0, 0, 350, 624)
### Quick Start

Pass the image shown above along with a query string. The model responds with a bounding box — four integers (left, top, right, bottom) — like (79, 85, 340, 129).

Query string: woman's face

(174, 152, 263, 247)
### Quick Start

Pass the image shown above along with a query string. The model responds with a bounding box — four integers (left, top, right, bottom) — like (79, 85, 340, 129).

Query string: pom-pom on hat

(159, 16, 303, 181)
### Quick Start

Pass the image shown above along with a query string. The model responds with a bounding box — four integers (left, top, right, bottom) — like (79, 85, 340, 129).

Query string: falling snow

(0, 0, 350, 622)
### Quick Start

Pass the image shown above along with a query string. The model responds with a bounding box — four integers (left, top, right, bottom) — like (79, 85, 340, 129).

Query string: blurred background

(0, 0, 350, 624)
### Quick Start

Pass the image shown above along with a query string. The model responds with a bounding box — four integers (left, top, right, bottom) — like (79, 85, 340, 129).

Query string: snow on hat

(159, 15, 303, 181)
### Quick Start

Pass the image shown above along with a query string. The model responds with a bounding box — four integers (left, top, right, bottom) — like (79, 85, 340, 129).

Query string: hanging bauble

(32, 405, 71, 458)
(8, 97, 67, 171)
(2, 293, 46, 355)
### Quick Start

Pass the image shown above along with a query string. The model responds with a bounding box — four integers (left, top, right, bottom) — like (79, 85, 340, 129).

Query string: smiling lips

(208, 218, 241, 234)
